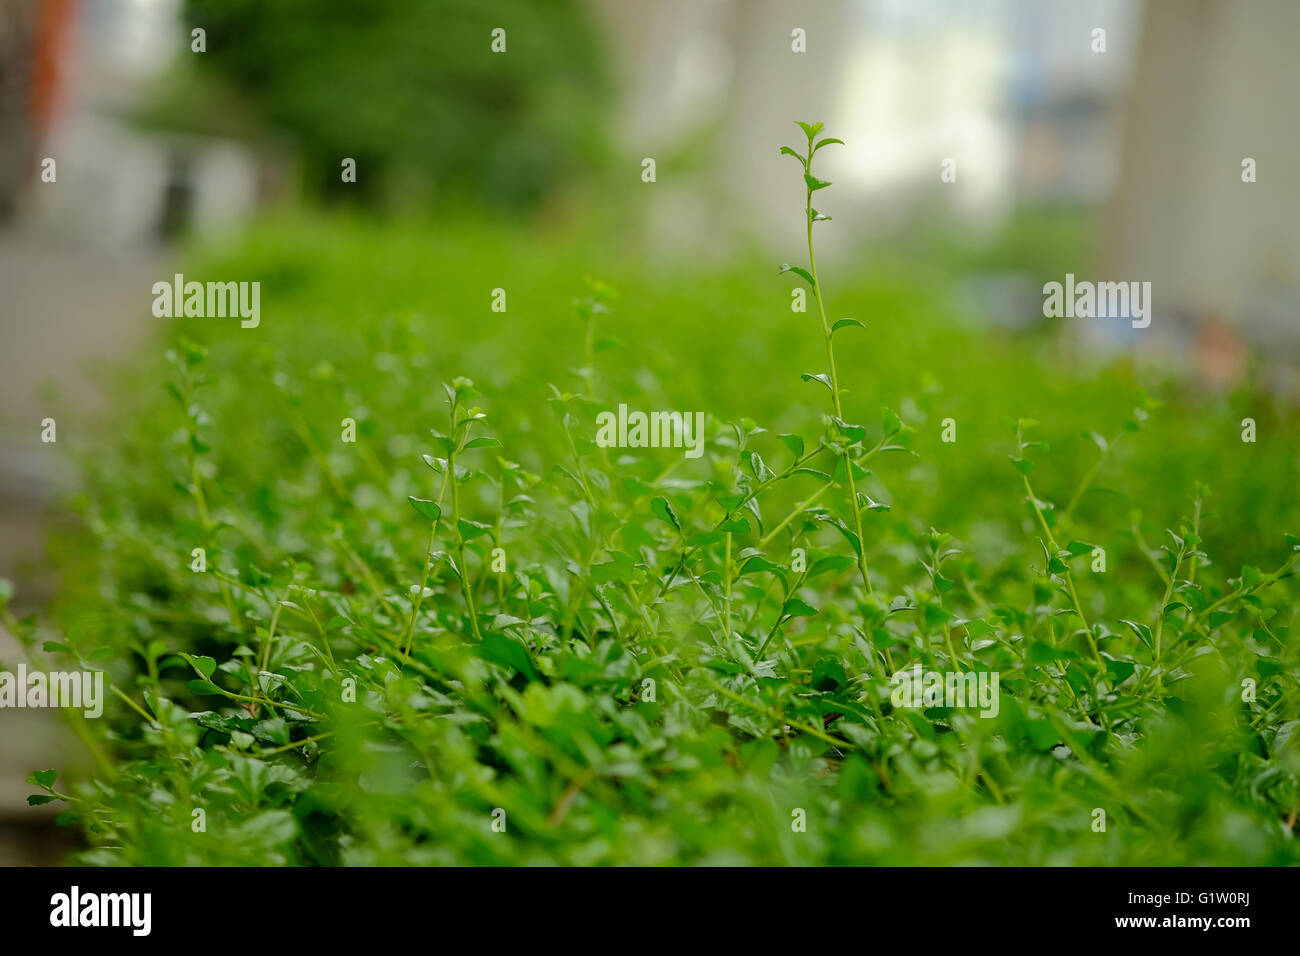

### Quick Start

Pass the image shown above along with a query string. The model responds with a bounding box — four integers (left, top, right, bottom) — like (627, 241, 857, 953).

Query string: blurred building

(1105, 0, 1300, 385)
(3, 0, 261, 246)
(595, 0, 1141, 254)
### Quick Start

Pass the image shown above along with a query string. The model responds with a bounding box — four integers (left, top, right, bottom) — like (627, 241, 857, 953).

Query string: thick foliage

(9, 126, 1300, 865)
(163, 0, 608, 207)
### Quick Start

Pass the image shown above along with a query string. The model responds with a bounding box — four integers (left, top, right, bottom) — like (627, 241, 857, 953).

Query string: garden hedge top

(6, 123, 1298, 866)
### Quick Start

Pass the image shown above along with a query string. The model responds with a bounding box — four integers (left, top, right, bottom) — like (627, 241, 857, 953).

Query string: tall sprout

(781, 122, 873, 596)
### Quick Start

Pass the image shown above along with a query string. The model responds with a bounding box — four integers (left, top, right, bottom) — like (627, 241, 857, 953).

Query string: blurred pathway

(0, 225, 166, 861)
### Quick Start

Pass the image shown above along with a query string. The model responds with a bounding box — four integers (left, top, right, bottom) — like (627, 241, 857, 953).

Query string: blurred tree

(178, 0, 609, 210)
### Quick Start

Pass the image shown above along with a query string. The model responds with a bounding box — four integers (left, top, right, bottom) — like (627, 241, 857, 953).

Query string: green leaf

(553, 465, 585, 494)
(1029, 641, 1076, 664)
(738, 553, 781, 576)
(492, 614, 531, 630)
(808, 554, 856, 578)
(181, 653, 217, 679)
(803, 173, 831, 191)
(796, 121, 825, 142)
(811, 657, 846, 690)
(1120, 619, 1153, 650)
(801, 372, 833, 392)
(817, 514, 862, 557)
(408, 497, 442, 522)
(686, 531, 723, 548)
(1008, 457, 1034, 475)
(590, 551, 636, 585)
(1207, 610, 1235, 631)
(477, 633, 538, 682)
(779, 433, 804, 458)
(832, 318, 865, 334)
(812, 137, 844, 153)
(651, 496, 681, 532)
(719, 515, 751, 534)
(182, 341, 207, 367)
(1025, 720, 1060, 751)
(779, 145, 804, 163)
(463, 436, 502, 449)
(831, 417, 866, 445)
(31, 769, 57, 788)
(856, 492, 890, 513)
(187, 679, 223, 696)
(782, 597, 819, 618)
(778, 263, 815, 288)
(458, 519, 492, 540)
(27, 794, 57, 806)
(882, 407, 903, 437)
(712, 488, 746, 511)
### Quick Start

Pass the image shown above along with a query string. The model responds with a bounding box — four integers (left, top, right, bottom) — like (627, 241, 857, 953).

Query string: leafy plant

(780, 120, 876, 599)
(7, 125, 1300, 866)
(148, 0, 609, 207)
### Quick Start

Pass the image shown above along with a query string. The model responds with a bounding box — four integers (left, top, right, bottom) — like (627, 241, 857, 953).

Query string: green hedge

(12, 210, 1299, 865)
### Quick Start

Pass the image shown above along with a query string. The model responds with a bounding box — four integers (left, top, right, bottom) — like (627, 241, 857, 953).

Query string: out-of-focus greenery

(9, 194, 1300, 864)
(162, 0, 609, 207)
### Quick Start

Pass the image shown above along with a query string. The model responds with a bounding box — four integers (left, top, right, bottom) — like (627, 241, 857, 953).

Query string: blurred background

(0, 0, 1297, 861)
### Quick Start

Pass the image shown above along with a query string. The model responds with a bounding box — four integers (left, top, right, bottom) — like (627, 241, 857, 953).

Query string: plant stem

(804, 171, 872, 596)
(649, 446, 827, 602)
(190, 457, 240, 626)
(723, 531, 733, 640)
(1151, 542, 1186, 691)
(1020, 469, 1103, 669)
(703, 675, 849, 751)
(755, 570, 808, 659)
(259, 601, 283, 675)
(447, 423, 483, 642)
(1062, 440, 1110, 524)
(760, 482, 832, 547)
